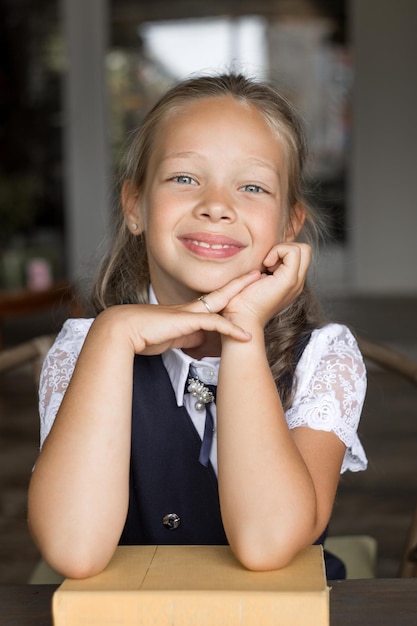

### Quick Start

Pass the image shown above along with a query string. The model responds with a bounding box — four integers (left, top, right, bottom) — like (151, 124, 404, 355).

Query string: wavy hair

(91, 72, 325, 409)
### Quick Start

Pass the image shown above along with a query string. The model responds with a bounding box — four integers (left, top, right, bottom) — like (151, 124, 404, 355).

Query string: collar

(149, 286, 220, 407)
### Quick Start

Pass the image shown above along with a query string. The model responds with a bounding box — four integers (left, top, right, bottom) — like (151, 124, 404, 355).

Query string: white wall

(349, 0, 417, 294)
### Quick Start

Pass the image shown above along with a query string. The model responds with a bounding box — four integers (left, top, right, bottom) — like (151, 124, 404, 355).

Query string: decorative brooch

(187, 377, 215, 411)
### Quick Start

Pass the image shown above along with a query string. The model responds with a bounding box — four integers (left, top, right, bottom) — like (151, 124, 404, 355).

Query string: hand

(94, 270, 262, 355)
(222, 242, 311, 328)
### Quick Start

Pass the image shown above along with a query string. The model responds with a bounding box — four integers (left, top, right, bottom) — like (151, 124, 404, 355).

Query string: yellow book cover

(53, 545, 329, 626)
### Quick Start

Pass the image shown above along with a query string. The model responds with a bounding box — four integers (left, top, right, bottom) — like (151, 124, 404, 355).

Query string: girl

(28, 73, 367, 580)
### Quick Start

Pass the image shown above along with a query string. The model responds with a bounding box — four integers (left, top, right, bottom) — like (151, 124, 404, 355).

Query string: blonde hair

(92, 72, 324, 408)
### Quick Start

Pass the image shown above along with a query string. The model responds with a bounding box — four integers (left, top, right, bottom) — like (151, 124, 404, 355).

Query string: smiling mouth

(180, 233, 245, 258)
(189, 239, 236, 250)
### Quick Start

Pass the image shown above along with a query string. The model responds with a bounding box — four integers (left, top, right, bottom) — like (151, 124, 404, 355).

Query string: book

(53, 544, 329, 625)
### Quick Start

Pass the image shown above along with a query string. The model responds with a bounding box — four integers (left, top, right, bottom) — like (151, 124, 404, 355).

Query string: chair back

(357, 337, 417, 578)
(0, 334, 56, 385)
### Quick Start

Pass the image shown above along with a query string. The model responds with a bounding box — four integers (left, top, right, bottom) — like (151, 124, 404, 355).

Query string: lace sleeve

(38, 318, 94, 448)
(286, 323, 367, 473)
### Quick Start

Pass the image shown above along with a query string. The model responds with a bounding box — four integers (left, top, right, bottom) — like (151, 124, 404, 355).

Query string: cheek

(256, 207, 285, 246)
(141, 196, 166, 233)
(145, 189, 184, 227)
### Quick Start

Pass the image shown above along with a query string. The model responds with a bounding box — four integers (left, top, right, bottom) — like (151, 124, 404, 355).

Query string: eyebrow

(243, 157, 280, 174)
(162, 153, 279, 173)
(161, 151, 201, 162)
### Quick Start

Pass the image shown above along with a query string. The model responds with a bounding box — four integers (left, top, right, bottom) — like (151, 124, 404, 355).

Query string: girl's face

(128, 96, 298, 304)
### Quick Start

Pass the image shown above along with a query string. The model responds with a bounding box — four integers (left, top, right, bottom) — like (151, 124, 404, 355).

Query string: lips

(179, 232, 246, 259)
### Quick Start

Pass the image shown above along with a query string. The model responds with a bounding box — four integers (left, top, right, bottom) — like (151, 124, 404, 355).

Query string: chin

(189, 276, 232, 294)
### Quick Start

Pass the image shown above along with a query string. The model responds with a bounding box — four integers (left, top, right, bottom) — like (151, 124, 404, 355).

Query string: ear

(284, 203, 306, 242)
(121, 180, 145, 235)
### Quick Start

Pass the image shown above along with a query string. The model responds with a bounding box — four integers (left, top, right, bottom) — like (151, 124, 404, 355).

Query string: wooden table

(0, 579, 416, 625)
(329, 578, 417, 625)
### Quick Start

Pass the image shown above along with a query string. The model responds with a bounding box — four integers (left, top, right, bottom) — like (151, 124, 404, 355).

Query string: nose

(194, 185, 236, 222)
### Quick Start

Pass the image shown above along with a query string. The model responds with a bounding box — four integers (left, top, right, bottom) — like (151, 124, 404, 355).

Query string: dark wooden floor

(1, 296, 417, 583)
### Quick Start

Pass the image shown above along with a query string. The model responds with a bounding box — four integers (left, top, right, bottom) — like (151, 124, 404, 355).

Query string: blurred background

(0, 0, 416, 583)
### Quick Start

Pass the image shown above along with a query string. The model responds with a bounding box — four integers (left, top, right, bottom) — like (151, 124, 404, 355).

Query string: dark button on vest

(117, 335, 345, 580)
(119, 354, 227, 546)
(163, 513, 181, 530)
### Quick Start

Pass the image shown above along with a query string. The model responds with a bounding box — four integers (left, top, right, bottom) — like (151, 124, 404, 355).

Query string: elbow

(28, 522, 115, 580)
(229, 532, 302, 572)
(35, 542, 114, 580)
(225, 502, 324, 571)
(229, 516, 326, 572)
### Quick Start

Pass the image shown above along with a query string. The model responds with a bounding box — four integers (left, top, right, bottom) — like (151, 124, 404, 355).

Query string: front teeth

(191, 240, 232, 249)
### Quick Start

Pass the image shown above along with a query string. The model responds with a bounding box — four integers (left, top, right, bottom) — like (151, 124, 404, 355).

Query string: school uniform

(119, 350, 346, 579)
(38, 290, 367, 581)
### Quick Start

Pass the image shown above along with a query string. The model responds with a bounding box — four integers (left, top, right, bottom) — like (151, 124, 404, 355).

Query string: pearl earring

(131, 223, 138, 231)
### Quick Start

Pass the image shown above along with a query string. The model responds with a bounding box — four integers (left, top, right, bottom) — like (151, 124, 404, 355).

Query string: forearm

(217, 327, 317, 570)
(28, 312, 135, 578)
(28, 286, 259, 578)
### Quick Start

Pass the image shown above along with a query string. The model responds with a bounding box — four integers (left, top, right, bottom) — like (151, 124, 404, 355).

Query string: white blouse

(38, 319, 367, 474)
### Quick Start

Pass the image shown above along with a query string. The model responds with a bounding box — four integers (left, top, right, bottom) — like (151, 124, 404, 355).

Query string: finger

(170, 330, 205, 350)
(138, 312, 252, 356)
(263, 243, 311, 276)
(197, 295, 213, 313)
(191, 270, 261, 314)
(262, 243, 297, 269)
(298, 243, 312, 277)
(139, 330, 206, 355)
(186, 313, 252, 341)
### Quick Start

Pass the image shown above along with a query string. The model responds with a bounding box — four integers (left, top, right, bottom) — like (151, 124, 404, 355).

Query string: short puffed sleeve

(38, 318, 94, 448)
(285, 323, 367, 473)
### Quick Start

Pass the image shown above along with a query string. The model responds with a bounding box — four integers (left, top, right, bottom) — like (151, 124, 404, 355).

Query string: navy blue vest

(119, 353, 227, 545)
(119, 340, 345, 579)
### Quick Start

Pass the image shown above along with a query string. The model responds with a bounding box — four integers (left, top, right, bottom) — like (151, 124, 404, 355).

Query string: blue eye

(241, 184, 264, 193)
(173, 175, 196, 185)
